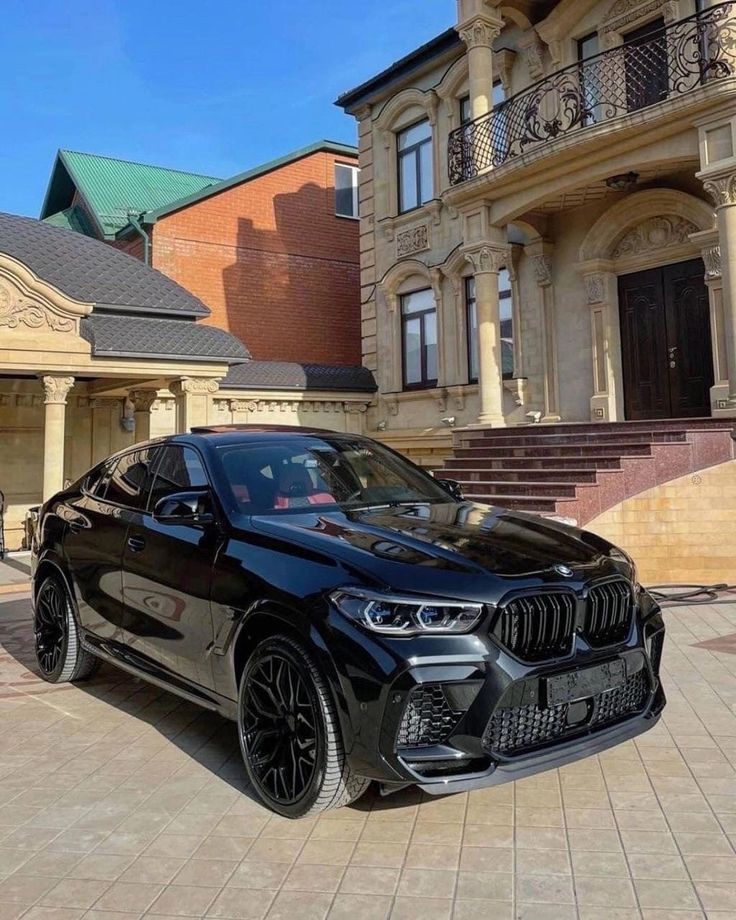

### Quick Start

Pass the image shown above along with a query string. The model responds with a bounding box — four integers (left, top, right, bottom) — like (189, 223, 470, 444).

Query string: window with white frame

(465, 269, 514, 383)
(335, 163, 359, 218)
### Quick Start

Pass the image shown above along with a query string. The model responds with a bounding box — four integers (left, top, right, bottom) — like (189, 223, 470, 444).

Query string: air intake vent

(585, 580, 633, 647)
(396, 685, 464, 749)
(494, 592, 575, 662)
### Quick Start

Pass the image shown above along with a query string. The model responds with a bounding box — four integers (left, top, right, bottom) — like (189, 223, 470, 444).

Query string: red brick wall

(151, 151, 361, 365)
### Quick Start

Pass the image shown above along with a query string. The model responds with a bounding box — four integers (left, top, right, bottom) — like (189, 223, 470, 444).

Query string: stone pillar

(691, 228, 728, 413)
(40, 375, 74, 501)
(702, 171, 736, 410)
(170, 379, 219, 432)
(465, 245, 508, 426)
(129, 389, 159, 442)
(528, 241, 561, 423)
(581, 269, 624, 422)
(457, 3, 503, 119)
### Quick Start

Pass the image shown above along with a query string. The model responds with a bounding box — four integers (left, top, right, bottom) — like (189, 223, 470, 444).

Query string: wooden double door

(618, 259, 713, 420)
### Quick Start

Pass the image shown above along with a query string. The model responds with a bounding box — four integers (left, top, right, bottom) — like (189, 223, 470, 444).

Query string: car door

(121, 443, 220, 691)
(61, 457, 130, 642)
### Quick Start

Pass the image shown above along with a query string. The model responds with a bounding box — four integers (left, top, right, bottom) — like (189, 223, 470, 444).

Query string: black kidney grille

(585, 580, 633, 647)
(396, 684, 464, 749)
(484, 668, 650, 756)
(495, 592, 575, 662)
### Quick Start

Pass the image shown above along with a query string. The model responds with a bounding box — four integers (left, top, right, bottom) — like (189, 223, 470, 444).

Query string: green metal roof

(42, 204, 95, 236)
(40, 150, 222, 239)
(140, 140, 358, 224)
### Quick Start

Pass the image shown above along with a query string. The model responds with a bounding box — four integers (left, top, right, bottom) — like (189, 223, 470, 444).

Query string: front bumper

(330, 591, 666, 793)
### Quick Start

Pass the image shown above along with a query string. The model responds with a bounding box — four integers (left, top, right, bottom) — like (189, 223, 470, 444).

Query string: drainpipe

(126, 214, 150, 266)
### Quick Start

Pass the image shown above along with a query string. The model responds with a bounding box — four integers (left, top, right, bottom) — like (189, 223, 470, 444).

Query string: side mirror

(436, 478, 464, 501)
(153, 490, 215, 525)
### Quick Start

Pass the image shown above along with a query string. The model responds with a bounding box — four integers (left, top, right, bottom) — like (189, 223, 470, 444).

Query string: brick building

(40, 141, 361, 366)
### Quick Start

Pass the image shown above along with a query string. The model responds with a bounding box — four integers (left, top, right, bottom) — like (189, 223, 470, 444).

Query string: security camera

(441, 416, 456, 427)
(526, 411, 542, 423)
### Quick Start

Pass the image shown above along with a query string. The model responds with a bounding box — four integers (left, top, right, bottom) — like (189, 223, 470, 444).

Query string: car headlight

(330, 588, 484, 636)
(610, 546, 639, 588)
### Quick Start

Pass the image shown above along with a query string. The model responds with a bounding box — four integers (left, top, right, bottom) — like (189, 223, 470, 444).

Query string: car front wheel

(237, 634, 370, 818)
(33, 575, 99, 683)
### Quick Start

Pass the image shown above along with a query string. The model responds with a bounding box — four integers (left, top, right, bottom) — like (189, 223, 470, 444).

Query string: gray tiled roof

(0, 211, 209, 317)
(80, 314, 250, 363)
(223, 361, 377, 393)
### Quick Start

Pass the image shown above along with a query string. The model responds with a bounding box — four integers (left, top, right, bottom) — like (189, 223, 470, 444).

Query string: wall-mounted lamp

(605, 171, 639, 191)
(376, 419, 387, 431)
(441, 416, 456, 427)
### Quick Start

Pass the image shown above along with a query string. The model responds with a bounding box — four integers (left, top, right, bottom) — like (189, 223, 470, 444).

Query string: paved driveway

(1, 591, 736, 920)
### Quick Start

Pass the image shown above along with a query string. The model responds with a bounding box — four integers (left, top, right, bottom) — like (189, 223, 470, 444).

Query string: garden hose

(647, 583, 736, 605)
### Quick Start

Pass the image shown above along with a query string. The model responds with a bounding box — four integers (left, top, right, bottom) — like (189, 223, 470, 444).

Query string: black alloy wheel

(34, 578, 68, 675)
(238, 634, 370, 817)
(241, 651, 319, 805)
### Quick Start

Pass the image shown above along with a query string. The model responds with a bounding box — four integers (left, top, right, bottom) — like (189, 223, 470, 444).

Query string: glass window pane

(150, 446, 208, 507)
(401, 288, 434, 315)
(578, 32, 599, 60)
(419, 141, 433, 204)
(466, 287, 478, 382)
(399, 151, 418, 212)
(335, 164, 357, 217)
(105, 448, 160, 510)
(398, 119, 431, 149)
(424, 311, 438, 383)
(403, 317, 422, 385)
(492, 81, 505, 106)
(460, 95, 471, 124)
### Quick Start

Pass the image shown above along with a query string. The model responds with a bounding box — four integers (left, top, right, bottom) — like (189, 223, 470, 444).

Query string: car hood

(248, 502, 622, 599)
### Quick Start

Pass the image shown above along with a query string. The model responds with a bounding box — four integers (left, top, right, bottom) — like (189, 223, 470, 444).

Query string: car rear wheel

(238, 634, 370, 818)
(33, 575, 99, 683)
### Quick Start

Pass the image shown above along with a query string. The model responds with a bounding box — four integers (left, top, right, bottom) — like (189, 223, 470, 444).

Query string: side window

(335, 163, 359, 218)
(150, 446, 209, 508)
(104, 448, 160, 510)
(84, 462, 112, 499)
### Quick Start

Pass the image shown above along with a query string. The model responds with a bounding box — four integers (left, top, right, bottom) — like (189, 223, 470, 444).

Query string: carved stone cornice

(703, 172, 736, 208)
(128, 389, 158, 413)
(464, 245, 507, 275)
(458, 15, 502, 50)
(584, 273, 605, 305)
(494, 48, 517, 94)
(170, 378, 220, 397)
(40, 375, 75, 406)
(612, 216, 700, 258)
(532, 255, 554, 287)
(0, 282, 75, 334)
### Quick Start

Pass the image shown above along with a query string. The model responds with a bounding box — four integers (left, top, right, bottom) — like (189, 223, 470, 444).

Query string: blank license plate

(546, 659, 625, 706)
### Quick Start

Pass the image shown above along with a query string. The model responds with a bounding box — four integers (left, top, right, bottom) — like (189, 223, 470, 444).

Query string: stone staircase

(436, 418, 736, 526)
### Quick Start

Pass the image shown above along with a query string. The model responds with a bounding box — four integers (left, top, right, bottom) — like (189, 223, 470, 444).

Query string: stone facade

(339, 0, 736, 435)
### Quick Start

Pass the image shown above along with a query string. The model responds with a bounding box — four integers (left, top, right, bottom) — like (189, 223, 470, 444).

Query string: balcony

(448, 2, 735, 186)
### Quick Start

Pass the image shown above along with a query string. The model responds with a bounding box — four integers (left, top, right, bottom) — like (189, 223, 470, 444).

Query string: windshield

(215, 435, 454, 514)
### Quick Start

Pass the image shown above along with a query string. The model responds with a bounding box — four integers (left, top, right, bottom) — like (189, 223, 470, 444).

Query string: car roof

(183, 424, 361, 446)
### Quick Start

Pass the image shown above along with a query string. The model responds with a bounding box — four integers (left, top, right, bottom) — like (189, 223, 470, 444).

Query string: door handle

(127, 535, 146, 553)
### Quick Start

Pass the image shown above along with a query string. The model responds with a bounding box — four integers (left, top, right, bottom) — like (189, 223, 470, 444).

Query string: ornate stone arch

(436, 58, 470, 132)
(374, 88, 439, 135)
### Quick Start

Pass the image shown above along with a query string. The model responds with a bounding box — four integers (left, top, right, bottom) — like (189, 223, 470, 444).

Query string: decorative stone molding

(396, 224, 430, 258)
(464, 245, 507, 275)
(703, 173, 736, 208)
(703, 246, 723, 280)
(532, 254, 553, 287)
(611, 216, 700, 259)
(90, 397, 122, 409)
(518, 30, 545, 79)
(128, 389, 158, 413)
(584, 273, 605, 305)
(170, 378, 220, 396)
(459, 16, 502, 49)
(494, 48, 517, 95)
(228, 399, 255, 413)
(604, 0, 665, 31)
(0, 282, 75, 334)
(41, 376, 74, 406)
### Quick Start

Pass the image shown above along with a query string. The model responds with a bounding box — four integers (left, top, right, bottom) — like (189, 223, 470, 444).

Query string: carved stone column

(691, 228, 728, 413)
(581, 269, 624, 422)
(40, 375, 74, 500)
(170, 378, 219, 432)
(127, 389, 158, 443)
(528, 241, 561, 423)
(457, 5, 503, 119)
(465, 245, 508, 426)
(703, 171, 736, 411)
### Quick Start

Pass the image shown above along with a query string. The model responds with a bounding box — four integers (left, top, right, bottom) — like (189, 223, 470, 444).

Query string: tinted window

(84, 462, 111, 498)
(150, 446, 209, 507)
(104, 448, 160, 510)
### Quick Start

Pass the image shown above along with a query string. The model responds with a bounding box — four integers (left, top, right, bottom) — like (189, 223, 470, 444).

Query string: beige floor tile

(326, 893, 392, 920)
(193, 837, 255, 861)
(0, 849, 31, 875)
(281, 863, 343, 893)
(409, 823, 463, 846)
(674, 831, 734, 855)
(515, 848, 571, 875)
(458, 846, 512, 873)
(389, 897, 452, 920)
(92, 881, 164, 914)
(516, 906, 576, 920)
(143, 836, 202, 859)
(171, 858, 238, 887)
(226, 861, 291, 890)
(21, 909, 87, 920)
(570, 849, 629, 877)
(461, 824, 512, 847)
(402, 843, 458, 871)
(397, 868, 456, 899)
(513, 827, 567, 850)
(515, 873, 575, 905)
(65, 854, 133, 882)
(634, 879, 700, 910)
(627, 851, 688, 879)
(358, 823, 412, 845)
(685, 853, 736, 881)
(310, 820, 364, 842)
(452, 900, 513, 920)
(206, 886, 275, 919)
(296, 839, 352, 866)
(454, 871, 512, 902)
(350, 841, 407, 868)
(118, 857, 186, 885)
(573, 876, 637, 908)
(695, 881, 736, 910)
(40, 879, 111, 910)
(264, 890, 333, 920)
(148, 884, 219, 916)
(619, 830, 678, 854)
(14, 850, 82, 878)
(0, 874, 57, 905)
(339, 866, 400, 896)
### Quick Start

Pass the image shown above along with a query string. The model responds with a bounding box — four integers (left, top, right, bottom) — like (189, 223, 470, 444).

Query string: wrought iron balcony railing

(448, 2, 735, 185)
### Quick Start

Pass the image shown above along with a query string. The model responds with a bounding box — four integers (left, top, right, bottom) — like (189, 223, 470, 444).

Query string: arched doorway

(578, 189, 720, 421)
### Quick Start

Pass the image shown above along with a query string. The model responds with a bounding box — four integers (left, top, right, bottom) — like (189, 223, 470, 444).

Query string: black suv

(32, 426, 665, 817)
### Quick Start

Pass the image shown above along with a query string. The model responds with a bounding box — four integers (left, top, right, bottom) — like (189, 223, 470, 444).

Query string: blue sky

(0, 0, 450, 217)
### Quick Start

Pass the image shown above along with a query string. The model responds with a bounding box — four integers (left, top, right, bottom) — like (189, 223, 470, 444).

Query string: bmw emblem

(554, 564, 574, 578)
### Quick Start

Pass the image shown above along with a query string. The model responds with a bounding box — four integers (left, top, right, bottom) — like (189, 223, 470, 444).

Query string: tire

(237, 634, 370, 818)
(33, 575, 100, 683)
